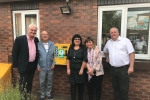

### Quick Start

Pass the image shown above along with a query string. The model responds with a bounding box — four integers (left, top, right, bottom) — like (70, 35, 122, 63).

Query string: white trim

(12, 10, 39, 13)
(98, 3, 150, 60)
(22, 13, 25, 35)
(99, 3, 150, 8)
(147, 13, 150, 58)
(12, 12, 16, 40)
(12, 10, 40, 40)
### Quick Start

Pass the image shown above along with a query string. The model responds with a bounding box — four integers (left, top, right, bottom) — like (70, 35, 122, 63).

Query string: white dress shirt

(103, 36, 135, 67)
(43, 43, 49, 53)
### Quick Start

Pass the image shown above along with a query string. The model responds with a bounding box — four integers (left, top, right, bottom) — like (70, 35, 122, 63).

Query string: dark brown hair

(84, 37, 94, 45)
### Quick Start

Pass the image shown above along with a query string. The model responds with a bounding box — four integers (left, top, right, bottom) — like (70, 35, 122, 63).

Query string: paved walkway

(33, 92, 71, 100)
(49, 94, 70, 100)
(34, 92, 90, 100)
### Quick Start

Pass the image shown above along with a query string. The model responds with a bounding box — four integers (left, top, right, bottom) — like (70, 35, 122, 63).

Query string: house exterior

(0, 0, 150, 99)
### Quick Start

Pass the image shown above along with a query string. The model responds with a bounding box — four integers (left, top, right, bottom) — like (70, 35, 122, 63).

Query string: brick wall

(129, 71, 150, 100)
(0, 3, 13, 63)
(39, 0, 98, 44)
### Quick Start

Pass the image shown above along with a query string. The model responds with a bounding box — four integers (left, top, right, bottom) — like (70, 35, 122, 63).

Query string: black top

(67, 45, 88, 83)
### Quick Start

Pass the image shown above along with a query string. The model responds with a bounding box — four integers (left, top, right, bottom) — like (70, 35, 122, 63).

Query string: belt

(28, 62, 34, 63)
(28, 62, 35, 64)
(111, 65, 129, 69)
(28, 60, 35, 63)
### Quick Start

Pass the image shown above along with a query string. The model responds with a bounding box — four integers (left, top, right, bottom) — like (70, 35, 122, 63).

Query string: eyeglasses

(74, 38, 80, 40)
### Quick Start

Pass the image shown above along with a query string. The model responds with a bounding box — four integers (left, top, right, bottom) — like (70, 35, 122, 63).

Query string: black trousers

(110, 66, 129, 100)
(71, 82, 84, 100)
(88, 75, 104, 100)
(19, 62, 36, 94)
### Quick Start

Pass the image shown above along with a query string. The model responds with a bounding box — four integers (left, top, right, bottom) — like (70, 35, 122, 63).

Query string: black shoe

(40, 98, 44, 100)
(47, 95, 53, 100)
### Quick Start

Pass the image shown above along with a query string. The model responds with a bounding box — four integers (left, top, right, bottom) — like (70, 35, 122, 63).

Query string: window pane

(25, 14, 37, 34)
(15, 13, 22, 37)
(101, 10, 122, 50)
(127, 7, 150, 54)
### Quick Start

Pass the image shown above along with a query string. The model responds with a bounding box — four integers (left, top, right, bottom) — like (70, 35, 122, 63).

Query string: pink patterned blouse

(87, 46, 104, 81)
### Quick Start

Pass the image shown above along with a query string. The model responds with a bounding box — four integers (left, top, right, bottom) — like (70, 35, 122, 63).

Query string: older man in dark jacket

(12, 24, 39, 95)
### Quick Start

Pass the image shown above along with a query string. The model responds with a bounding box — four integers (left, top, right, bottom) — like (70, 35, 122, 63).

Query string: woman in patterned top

(85, 37, 104, 100)
(66, 34, 88, 100)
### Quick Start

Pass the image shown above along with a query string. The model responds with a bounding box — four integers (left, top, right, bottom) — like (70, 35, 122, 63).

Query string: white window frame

(98, 3, 150, 60)
(12, 10, 40, 40)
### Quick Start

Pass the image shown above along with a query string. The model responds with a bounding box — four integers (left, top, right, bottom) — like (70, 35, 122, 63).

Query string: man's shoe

(47, 96, 53, 100)
(40, 98, 44, 100)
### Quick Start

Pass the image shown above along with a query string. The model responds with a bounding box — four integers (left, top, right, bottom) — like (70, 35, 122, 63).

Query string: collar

(117, 36, 121, 41)
(26, 34, 34, 41)
(88, 48, 94, 52)
(111, 36, 121, 41)
(43, 42, 48, 45)
(39, 40, 52, 45)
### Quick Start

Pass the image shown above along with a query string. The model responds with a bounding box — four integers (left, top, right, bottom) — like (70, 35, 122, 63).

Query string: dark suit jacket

(12, 35, 39, 73)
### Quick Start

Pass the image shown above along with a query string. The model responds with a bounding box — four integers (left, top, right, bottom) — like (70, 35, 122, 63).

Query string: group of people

(66, 34, 104, 100)
(12, 23, 135, 100)
(66, 27, 134, 100)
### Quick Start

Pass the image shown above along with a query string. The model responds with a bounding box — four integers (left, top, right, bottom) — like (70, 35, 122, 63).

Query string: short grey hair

(28, 23, 37, 29)
(109, 27, 119, 33)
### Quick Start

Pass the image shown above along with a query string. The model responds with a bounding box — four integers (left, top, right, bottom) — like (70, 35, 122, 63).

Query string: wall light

(60, 0, 71, 14)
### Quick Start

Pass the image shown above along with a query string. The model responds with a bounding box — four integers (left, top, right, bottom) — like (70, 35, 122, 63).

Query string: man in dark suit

(12, 24, 39, 95)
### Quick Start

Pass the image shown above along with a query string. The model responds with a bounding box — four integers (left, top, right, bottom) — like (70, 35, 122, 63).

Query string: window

(127, 7, 150, 55)
(12, 10, 40, 39)
(98, 4, 150, 59)
(101, 10, 122, 51)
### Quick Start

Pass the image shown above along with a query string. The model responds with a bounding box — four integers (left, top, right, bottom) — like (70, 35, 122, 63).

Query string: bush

(0, 84, 37, 100)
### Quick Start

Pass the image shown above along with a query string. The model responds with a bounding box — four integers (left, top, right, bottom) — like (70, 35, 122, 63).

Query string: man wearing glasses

(37, 31, 55, 100)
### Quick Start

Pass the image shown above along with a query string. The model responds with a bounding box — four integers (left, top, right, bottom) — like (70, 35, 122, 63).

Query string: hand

(106, 58, 109, 62)
(128, 66, 134, 74)
(51, 65, 55, 69)
(79, 68, 83, 75)
(88, 68, 94, 76)
(67, 69, 71, 75)
(13, 68, 18, 72)
(37, 67, 41, 72)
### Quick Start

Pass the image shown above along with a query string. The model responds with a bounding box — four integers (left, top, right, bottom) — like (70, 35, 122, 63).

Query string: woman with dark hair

(85, 37, 104, 100)
(66, 34, 88, 100)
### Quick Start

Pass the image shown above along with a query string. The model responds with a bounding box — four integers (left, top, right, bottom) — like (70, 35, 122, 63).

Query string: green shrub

(0, 84, 37, 100)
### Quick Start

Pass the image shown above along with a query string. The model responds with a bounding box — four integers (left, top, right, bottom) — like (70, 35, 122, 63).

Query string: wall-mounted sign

(54, 44, 70, 65)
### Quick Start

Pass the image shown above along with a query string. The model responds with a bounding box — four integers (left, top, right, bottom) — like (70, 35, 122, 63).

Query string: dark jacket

(12, 35, 39, 73)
